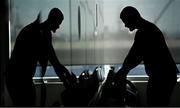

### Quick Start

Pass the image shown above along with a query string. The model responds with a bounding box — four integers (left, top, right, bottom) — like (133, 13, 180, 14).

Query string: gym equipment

(61, 66, 140, 107)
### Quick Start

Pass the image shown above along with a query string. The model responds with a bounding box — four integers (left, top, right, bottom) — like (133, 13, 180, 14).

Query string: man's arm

(112, 39, 143, 92)
(116, 39, 143, 77)
(48, 44, 70, 83)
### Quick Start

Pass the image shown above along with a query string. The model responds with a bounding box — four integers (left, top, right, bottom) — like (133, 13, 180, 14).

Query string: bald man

(114, 6, 179, 106)
(5, 8, 70, 106)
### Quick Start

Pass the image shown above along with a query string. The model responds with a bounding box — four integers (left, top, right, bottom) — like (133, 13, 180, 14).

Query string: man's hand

(113, 68, 128, 91)
(102, 67, 128, 103)
(114, 68, 127, 82)
(62, 72, 77, 89)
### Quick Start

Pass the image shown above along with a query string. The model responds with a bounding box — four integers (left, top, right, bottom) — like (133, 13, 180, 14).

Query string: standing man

(115, 6, 179, 106)
(5, 8, 71, 106)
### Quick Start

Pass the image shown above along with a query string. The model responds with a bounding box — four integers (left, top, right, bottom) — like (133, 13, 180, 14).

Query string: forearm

(48, 46, 69, 81)
(50, 57, 69, 80)
(118, 44, 142, 76)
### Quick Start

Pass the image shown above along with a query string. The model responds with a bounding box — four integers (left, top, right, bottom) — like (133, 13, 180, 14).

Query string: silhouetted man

(115, 6, 179, 106)
(5, 8, 71, 106)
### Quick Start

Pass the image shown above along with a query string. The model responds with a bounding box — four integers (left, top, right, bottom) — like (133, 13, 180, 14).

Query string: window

(9, 0, 180, 80)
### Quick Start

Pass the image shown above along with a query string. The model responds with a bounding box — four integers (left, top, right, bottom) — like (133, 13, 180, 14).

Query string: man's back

(7, 17, 41, 78)
(135, 20, 178, 77)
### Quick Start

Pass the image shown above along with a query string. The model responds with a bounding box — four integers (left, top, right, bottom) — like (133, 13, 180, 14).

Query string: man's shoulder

(138, 21, 158, 33)
(22, 15, 40, 31)
(144, 20, 160, 32)
(21, 21, 40, 34)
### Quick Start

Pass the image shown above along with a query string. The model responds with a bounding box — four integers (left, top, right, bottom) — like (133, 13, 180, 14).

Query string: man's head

(120, 6, 141, 31)
(47, 8, 64, 33)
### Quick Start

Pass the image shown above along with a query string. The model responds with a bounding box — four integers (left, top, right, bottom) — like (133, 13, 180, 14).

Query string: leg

(6, 79, 36, 106)
(147, 78, 176, 107)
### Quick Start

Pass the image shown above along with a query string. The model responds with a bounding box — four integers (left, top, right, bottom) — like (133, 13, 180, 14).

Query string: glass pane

(9, 0, 180, 78)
